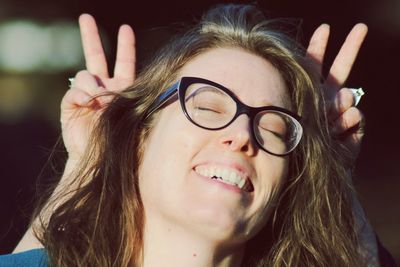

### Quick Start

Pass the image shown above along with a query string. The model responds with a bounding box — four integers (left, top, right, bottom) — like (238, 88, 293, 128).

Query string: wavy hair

(36, 3, 363, 266)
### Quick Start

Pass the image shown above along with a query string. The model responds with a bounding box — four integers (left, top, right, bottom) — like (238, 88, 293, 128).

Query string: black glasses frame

(146, 76, 303, 156)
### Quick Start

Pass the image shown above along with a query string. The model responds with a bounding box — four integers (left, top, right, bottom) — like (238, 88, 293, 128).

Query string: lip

(192, 159, 255, 193)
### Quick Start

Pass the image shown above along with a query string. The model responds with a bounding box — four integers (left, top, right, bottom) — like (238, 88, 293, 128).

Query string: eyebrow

(232, 90, 290, 110)
(185, 84, 230, 100)
(254, 89, 293, 110)
(193, 84, 228, 95)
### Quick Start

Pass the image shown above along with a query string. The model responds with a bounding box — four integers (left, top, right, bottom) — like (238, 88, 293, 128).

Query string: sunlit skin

(139, 47, 289, 266)
(14, 13, 375, 265)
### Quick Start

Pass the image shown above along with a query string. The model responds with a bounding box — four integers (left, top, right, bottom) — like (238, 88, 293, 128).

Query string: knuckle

(75, 70, 90, 80)
(338, 88, 354, 110)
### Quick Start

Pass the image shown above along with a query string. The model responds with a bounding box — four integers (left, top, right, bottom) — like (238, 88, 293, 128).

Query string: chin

(179, 198, 250, 239)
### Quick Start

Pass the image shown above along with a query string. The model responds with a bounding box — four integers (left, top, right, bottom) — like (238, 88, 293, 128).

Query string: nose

(218, 114, 256, 155)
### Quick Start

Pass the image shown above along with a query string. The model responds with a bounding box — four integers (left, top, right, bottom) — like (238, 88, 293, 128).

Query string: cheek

(143, 105, 204, 157)
(258, 156, 288, 211)
(261, 153, 288, 190)
(138, 107, 210, 206)
(162, 109, 208, 155)
(243, 157, 288, 237)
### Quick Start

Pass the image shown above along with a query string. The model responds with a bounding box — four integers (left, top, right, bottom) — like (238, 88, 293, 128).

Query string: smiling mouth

(194, 165, 254, 192)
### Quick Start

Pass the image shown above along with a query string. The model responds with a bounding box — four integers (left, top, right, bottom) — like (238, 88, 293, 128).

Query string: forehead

(178, 47, 290, 108)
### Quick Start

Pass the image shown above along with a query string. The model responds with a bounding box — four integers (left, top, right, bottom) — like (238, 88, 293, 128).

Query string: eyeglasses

(146, 77, 303, 156)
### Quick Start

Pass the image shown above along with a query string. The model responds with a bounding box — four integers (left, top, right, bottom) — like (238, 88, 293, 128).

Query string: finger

(79, 14, 109, 77)
(345, 127, 364, 149)
(342, 115, 365, 160)
(306, 24, 330, 74)
(61, 87, 105, 115)
(329, 88, 355, 120)
(113, 24, 136, 86)
(95, 89, 115, 107)
(326, 23, 368, 88)
(74, 70, 105, 96)
(331, 107, 363, 136)
(61, 88, 93, 110)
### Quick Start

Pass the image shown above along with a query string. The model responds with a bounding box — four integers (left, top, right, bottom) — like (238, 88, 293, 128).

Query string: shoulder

(0, 249, 48, 267)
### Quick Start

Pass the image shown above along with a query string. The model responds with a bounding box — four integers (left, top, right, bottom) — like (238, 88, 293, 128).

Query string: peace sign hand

(61, 14, 136, 161)
(307, 23, 368, 160)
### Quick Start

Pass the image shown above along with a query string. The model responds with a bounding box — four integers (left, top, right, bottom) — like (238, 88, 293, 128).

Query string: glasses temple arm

(145, 81, 180, 118)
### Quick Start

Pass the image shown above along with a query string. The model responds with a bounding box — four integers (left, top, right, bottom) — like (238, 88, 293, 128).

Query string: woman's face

(139, 47, 291, 245)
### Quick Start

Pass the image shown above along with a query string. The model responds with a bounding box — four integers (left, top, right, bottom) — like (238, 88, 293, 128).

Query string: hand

(306, 23, 368, 159)
(61, 14, 136, 160)
(307, 25, 378, 263)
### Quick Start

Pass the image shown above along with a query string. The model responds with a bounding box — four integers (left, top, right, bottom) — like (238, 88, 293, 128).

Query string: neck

(140, 215, 245, 267)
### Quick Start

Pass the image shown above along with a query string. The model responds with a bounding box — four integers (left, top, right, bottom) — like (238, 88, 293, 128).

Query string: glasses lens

(184, 83, 236, 129)
(254, 111, 302, 155)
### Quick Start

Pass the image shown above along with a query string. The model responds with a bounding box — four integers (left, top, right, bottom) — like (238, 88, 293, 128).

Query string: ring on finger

(349, 88, 365, 106)
(68, 77, 75, 88)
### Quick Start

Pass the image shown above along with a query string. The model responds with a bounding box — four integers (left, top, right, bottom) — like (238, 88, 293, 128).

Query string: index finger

(326, 23, 368, 89)
(79, 14, 109, 78)
(306, 24, 330, 75)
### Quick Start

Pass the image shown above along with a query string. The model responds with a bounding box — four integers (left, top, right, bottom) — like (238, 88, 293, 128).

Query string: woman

(4, 3, 387, 267)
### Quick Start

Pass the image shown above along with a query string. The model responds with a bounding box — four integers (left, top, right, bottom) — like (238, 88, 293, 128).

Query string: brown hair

(37, 3, 363, 266)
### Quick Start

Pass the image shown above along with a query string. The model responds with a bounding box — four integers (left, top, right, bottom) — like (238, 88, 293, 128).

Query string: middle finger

(329, 88, 355, 120)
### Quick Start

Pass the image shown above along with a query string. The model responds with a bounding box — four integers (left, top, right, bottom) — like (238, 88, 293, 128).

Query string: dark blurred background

(0, 0, 399, 264)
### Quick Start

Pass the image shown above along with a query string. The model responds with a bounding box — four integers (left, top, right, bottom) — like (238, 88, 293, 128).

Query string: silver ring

(68, 77, 75, 88)
(349, 88, 364, 106)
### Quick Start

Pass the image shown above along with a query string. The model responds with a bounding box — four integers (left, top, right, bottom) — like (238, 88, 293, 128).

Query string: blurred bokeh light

(0, 20, 82, 73)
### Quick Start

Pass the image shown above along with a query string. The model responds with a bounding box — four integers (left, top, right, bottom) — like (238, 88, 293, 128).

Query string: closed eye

(195, 106, 222, 114)
(259, 126, 284, 139)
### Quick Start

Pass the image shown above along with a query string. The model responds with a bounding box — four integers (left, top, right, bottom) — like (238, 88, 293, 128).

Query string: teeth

(195, 165, 250, 191)
(238, 179, 246, 188)
(222, 169, 230, 182)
